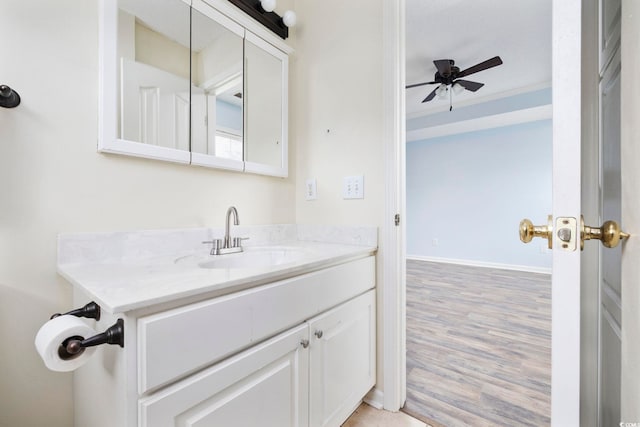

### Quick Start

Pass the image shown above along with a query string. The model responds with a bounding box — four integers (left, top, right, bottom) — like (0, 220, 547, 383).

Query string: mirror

(190, 1, 245, 171)
(100, 0, 290, 175)
(244, 32, 289, 177)
(117, 0, 191, 161)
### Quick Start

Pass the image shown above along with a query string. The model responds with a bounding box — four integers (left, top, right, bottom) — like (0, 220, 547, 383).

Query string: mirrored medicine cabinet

(99, 0, 291, 177)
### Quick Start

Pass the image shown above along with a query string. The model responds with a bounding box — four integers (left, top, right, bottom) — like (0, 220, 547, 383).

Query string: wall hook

(0, 85, 20, 108)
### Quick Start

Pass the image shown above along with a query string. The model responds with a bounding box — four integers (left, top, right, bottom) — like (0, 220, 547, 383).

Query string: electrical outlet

(343, 175, 364, 199)
(305, 178, 317, 200)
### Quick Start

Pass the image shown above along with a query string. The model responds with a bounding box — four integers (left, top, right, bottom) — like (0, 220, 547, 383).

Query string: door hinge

(394, 214, 400, 226)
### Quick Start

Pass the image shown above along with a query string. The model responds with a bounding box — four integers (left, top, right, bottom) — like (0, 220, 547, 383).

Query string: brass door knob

(581, 216, 629, 249)
(519, 215, 553, 249)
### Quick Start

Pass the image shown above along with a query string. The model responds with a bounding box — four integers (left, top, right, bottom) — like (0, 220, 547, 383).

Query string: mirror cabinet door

(111, 0, 192, 162)
(244, 32, 289, 177)
(190, 0, 245, 171)
(101, 0, 290, 175)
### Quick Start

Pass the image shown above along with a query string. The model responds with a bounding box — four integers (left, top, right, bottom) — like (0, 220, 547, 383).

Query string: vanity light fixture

(259, 0, 276, 12)
(227, 0, 296, 39)
(282, 10, 296, 28)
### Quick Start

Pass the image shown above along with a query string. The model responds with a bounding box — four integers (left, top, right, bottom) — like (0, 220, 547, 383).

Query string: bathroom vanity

(57, 225, 377, 427)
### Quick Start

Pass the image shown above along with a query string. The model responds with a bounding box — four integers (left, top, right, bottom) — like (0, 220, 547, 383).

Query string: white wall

(292, 0, 386, 397)
(0, 1, 295, 426)
(406, 120, 552, 271)
(293, 0, 384, 226)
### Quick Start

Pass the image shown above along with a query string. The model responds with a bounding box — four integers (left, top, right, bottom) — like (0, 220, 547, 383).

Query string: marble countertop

(57, 225, 377, 313)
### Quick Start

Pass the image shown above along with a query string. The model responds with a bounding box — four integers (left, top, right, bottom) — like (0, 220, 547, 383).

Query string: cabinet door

(139, 324, 309, 427)
(308, 290, 376, 427)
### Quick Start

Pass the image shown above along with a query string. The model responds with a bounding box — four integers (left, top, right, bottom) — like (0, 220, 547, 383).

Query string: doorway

(402, 1, 553, 424)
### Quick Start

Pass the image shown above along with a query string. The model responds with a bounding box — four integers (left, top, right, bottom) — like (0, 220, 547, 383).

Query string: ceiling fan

(406, 56, 503, 103)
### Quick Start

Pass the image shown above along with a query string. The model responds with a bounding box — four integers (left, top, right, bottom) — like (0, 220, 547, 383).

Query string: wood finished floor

(403, 261, 551, 427)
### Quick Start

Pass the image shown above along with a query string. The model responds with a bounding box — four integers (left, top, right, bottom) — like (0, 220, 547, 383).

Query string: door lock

(554, 217, 578, 251)
(520, 215, 629, 251)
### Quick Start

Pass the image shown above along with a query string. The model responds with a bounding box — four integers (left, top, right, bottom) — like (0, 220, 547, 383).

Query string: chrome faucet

(224, 206, 239, 249)
(203, 206, 247, 255)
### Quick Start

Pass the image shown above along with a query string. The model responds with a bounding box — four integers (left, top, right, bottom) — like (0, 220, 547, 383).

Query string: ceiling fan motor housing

(435, 66, 460, 84)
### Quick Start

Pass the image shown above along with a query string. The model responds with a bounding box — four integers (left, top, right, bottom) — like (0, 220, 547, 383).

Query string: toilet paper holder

(59, 319, 124, 360)
(49, 301, 124, 360)
(50, 301, 101, 321)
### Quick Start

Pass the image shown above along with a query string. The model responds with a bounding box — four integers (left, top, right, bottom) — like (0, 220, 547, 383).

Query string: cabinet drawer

(138, 256, 374, 393)
(139, 323, 309, 427)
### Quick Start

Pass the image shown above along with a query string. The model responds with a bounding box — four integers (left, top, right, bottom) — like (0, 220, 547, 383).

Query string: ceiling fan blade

(433, 59, 452, 77)
(455, 80, 485, 92)
(458, 56, 503, 78)
(422, 87, 438, 103)
(406, 81, 438, 89)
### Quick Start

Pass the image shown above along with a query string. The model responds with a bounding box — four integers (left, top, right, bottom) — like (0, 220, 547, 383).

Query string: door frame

(381, 0, 406, 411)
(381, 0, 584, 423)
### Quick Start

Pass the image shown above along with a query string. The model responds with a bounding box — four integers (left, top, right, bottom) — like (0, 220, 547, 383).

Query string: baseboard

(364, 387, 384, 409)
(406, 255, 552, 275)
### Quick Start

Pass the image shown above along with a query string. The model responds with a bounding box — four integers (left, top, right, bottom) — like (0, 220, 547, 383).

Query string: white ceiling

(405, 0, 552, 117)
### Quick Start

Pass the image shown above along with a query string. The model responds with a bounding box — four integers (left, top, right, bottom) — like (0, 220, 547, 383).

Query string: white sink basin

(175, 246, 311, 269)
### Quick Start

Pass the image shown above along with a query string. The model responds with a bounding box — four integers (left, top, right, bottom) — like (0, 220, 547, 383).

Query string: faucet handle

(232, 237, 250, 248)
(202, 239, 223, 253)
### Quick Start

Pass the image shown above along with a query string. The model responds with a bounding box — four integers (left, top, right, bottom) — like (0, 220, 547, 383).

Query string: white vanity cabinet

(139, 290, 375, 427)
(73, 256, 376, 427)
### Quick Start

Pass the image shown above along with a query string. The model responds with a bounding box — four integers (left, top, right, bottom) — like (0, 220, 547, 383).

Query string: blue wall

(406, 119, 552, 270)
(216, 99, 242, 133)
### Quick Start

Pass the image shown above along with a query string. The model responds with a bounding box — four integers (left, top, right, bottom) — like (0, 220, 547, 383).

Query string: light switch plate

(305, 178, 317, 200)
(343, 175, 364, 199)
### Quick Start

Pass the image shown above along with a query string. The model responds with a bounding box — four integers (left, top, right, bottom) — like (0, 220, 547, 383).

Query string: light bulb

(436, 84, 447, 98)
(260, 0, 276, 12)
(282, 10, 297, 27)
(452, 83, 465, 95)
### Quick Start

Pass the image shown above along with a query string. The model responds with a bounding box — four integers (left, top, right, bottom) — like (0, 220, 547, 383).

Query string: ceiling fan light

(452, 83, 465, 95)
(436, 84, 448, 98)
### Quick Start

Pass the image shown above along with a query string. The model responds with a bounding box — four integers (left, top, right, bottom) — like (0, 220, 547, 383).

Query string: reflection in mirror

(118, 0, 191, 151)
(244, 33, 287, 174)
(191, 5, 244, 162)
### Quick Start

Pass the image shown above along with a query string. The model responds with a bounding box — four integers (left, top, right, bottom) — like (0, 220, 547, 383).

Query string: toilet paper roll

(35, 315, 98, 372)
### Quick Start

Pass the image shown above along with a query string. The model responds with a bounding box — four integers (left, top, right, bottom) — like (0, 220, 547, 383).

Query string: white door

(120, 58, 190, 151)
(551, 0, 639, 425)
(597, 45, 622, 427)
